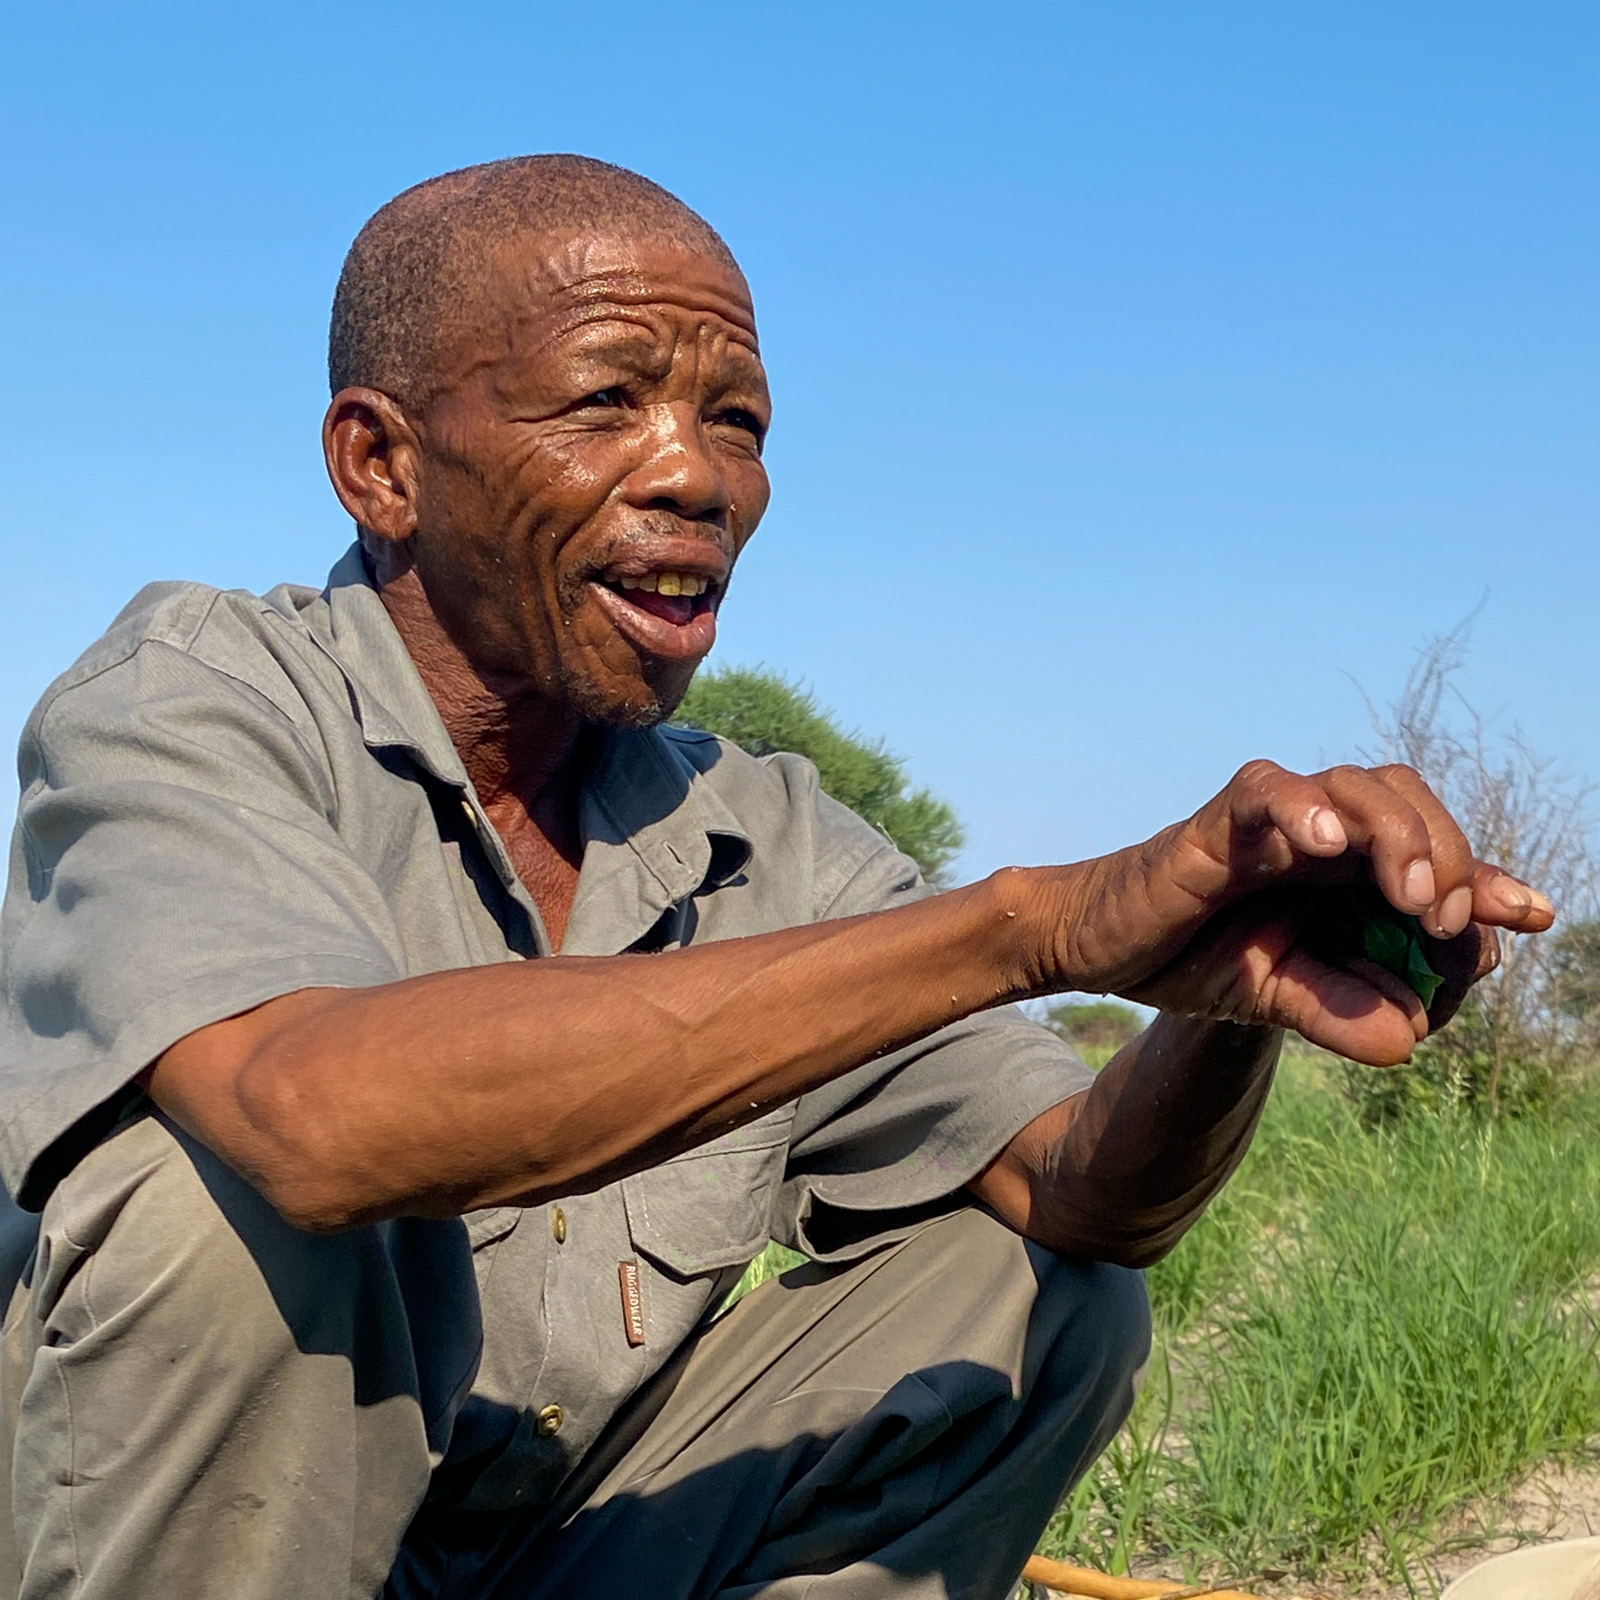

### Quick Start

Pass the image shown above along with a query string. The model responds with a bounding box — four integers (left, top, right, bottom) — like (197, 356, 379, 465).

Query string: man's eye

(579, 388, 626, 409)
(715, 408, 766, 444)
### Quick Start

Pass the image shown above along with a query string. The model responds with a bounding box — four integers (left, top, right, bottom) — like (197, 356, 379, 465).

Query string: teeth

(611, 572, 710, 598)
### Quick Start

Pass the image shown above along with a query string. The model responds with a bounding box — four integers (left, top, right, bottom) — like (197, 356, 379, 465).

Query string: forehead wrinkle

(500, 301, 763, 393)
(505, 306, 672, 371)
(542, 293, 760, 360)
(486, 238, 758, 357)
(550, 271, 757, 341)
(479, 315, 674, 408)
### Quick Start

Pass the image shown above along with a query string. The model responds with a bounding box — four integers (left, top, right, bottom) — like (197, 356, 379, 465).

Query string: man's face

(404, 231, 772, 726)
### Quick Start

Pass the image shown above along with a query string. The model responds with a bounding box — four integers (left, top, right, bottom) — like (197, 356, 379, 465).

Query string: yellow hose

(1019, 1553, 1280, 1599)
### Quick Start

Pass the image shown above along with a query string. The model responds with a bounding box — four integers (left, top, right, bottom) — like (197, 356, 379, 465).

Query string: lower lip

(588, 582, 719, 662)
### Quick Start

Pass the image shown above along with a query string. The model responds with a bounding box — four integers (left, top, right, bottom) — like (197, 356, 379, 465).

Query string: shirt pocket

(462, 1206, 523, 1249)
(622, 1105, 797, 1277)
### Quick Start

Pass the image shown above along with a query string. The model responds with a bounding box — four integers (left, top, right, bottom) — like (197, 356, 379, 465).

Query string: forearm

(149, 866, 1064, 1230)
(149, 744, 1528, 1237)
(975, 1014, 1280, 1267)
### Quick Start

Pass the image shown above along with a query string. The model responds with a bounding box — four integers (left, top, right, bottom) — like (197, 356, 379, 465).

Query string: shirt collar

(317, 543, 471, 789)
(563, 728, 752, 954)
(313, 543, 752, 951)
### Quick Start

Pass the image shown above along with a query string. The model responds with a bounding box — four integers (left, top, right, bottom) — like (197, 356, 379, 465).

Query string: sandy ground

(1030, 1458, 1600, 1599)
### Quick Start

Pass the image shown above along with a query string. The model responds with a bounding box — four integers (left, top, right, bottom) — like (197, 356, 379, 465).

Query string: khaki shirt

(0, 545, 1092, 1511)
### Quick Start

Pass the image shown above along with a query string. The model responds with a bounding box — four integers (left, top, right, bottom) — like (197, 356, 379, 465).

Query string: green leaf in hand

(1357, 909, 1444, 1008)
(1312, 895, 1445, 1009)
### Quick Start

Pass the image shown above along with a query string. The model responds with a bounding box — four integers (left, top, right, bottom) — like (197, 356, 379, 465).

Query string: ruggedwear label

(618, 1258, 646, 1347)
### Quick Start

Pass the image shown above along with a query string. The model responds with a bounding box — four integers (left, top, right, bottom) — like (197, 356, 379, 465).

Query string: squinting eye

(581, 388, 626, 408)
(717, 408, 766, 444)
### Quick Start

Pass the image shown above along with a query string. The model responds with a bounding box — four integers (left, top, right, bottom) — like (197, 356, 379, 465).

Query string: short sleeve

(773, 781, 1096, 1262)
(0, 641, 404, 1206)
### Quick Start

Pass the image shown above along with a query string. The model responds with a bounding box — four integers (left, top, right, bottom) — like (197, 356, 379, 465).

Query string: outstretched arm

(146, 760, 1549, 1233)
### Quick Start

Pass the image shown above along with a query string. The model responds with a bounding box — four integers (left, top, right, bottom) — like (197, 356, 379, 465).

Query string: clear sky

(2, 2, 1595, 879)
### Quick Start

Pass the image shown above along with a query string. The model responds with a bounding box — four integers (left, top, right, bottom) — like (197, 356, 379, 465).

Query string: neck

(374, 561, 585, 815)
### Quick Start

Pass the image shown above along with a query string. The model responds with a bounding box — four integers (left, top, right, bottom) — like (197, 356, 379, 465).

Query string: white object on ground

(1441, 1536, 1600, 1600)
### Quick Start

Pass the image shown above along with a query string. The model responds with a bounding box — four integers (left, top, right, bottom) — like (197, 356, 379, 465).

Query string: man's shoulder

(652, 724, 839, 836)
(29, 576, 331, 732)
(657, 723, 822, 794)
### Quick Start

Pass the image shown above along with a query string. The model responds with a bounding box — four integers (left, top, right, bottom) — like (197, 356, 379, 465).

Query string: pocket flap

(622, 1107, 795, 1277)
(462, 1206, 523, 1249)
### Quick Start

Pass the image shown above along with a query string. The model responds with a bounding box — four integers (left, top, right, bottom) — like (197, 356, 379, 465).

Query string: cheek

(533, 440, 616, 510)
(524, 446, 636, 591)
(730, 460, 772, 538)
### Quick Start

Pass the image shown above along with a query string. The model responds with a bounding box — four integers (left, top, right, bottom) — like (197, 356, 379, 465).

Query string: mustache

(587, 515, 735, 568)
(555, 517, 737, 612)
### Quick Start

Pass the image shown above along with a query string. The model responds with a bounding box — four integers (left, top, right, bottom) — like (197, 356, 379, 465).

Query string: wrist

(1145, 1012, 1284, 1077)
(983, 862, 1094, 1000)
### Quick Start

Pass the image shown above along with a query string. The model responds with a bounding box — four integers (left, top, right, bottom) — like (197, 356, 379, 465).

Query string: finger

(1343, 954, 1430, 1043)
(1421, 921, 1500, 1030)
(1264, 945, 1423, 1067)
(1221, 760, 1349, 862)
(1368, 765, 1477, 938)
(1123, 895, 1427, 1065)
(1314, 765, 1439, 926)
(1468, 862, 1556, 934)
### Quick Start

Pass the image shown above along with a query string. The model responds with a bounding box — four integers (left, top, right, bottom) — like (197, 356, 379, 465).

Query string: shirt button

(551, 1207, 567, 1244)
(537, 1403, 564, 1437)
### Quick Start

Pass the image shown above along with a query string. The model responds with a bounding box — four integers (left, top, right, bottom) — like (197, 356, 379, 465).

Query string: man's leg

(0, 1112, 480, 1600)
(466, 1205, 1149, 1600)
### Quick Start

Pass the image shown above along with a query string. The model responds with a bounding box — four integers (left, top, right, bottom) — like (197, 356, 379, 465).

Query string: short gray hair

(328, 155, 737, 408)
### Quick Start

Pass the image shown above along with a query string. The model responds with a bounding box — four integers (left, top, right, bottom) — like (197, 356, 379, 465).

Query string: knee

(882, 1206, 1151, 1406)
(28, 1111, 478, 1434)
(41, 1112, 297, 1292)
(28, 1111, 413, 1362)
(884, 1210, 1151, 1500)
(1027, 1249, 1152, 1419)
(31, 1111, 265, 1318)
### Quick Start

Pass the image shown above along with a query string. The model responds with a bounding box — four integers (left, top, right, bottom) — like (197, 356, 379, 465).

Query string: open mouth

(597, 569, 720, 627)
(587, 565, 726, 661)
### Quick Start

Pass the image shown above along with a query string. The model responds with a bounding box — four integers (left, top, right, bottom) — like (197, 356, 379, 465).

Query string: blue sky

(2, 3, 1595, 878)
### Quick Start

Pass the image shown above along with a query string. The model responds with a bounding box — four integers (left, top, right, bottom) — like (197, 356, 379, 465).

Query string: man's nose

(626, 402, 732, 522)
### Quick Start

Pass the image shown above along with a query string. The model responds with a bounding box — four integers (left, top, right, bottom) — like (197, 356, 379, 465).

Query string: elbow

(249, 1153, 375, 1234)
(239, 1105, 480, 1233)
(257, 1158, 472, 1234)
(1097, 1230, 1180, 1271)
(1035, 1214, 1187, 1271)
(234, 1083, 392, 1234)
(148, 995, 419, 1234)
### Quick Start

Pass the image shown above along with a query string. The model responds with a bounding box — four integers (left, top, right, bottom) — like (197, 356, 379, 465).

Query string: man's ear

(322, 388, 422, 544)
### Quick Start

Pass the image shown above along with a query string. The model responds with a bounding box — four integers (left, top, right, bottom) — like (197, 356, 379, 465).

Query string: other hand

(1042, 760, 1554, 1066)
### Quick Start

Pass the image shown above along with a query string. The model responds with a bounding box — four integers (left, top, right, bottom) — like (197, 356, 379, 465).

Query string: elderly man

(0, 156, 1550, 1600)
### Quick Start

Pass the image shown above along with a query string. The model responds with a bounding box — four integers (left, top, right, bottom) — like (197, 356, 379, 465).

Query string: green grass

(727, 1240, 805, 1304)
(1043, 1053, 1600, 1592)
(728, 1055, 1600, 1592)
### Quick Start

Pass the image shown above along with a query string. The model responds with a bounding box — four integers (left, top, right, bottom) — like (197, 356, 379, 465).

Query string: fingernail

(1439, 885, 1473, 937)
(1403, 860, 1435, 909)
(1528, 887, 1554, 917)
(1489, 877, 1531, 913)
(1311, 809, 1345, 849)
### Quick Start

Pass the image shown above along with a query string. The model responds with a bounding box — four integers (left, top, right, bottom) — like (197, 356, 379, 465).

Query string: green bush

(674, 667, 965, 884)
(1043, 999, 1145, 1062)
(1340, 992, 1566, 1127)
